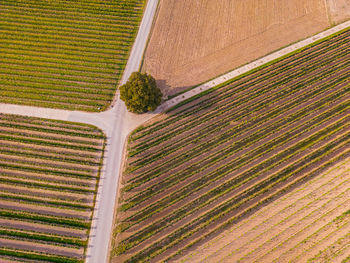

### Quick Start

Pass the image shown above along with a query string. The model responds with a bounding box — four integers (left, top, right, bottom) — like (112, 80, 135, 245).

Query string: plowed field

(112, 27, 350, 262)
(0, 114, 105, 262)
(143, 0, 330, 96)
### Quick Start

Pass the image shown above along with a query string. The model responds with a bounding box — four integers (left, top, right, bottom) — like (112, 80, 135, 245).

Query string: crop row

(187, 160, 350, 263)
(126, 68, 349, 198)
(119, 116, 349, 252)
(128, 60, 349, 174)
(125, 141, 349, 262)
(125, 82, 349, 206)
(0, 0, 146, 111)
(0, 114, 105, 262)
(113, 28, 350, 262)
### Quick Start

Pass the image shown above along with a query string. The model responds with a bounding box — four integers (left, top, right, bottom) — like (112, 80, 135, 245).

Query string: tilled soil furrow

(248, 201, 350, 262)
(0, 218, 87, 239)
(179, 160, 350, 263)
(208, 175, 350, 263)
(276, 218, 350, 262)
(0, 237, 83, 258)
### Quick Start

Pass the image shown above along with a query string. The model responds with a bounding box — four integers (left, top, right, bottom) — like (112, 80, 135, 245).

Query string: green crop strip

(0, 248, 82, 263)
(0, 0, 146, 111)
(0, 229, 86, 247)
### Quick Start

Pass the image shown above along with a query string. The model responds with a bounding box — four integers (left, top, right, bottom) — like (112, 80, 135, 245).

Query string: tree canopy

(120, 72, 162, 113)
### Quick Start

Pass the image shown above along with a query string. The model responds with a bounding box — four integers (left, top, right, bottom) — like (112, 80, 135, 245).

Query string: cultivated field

(180, 159, 350, 263)
(0, 0, 146, 111)
(143, 0, 330, 96)
(112, 28, 350, 262)
(0, 114, 105, 262)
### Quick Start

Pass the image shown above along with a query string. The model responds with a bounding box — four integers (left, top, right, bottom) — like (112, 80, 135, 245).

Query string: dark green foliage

(120, 72, 162, 113)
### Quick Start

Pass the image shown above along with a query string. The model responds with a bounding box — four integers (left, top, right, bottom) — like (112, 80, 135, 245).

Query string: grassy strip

(0, 194, 92, 210)
(0, 248, 82, 263)
(0, 177, 95, 193)
(0, 210, 89, 229)
(0, 229, 86, 247)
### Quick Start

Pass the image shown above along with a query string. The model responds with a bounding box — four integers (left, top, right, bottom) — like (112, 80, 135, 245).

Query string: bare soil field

(143, 0, 331, 96)
(327, 0, 350, 24)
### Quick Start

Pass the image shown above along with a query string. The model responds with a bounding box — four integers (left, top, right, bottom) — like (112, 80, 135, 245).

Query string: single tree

(120, 72, 162, 113)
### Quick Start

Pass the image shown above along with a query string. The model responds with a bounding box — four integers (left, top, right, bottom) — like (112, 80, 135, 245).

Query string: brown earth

(143, 0, 331, 96)
(327, 0, 350, 24)
(179, 159, 350, 262)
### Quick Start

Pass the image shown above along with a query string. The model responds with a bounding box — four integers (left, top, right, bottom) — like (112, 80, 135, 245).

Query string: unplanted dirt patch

(327, 0, 350, 24)
(143, 0, 330, 96)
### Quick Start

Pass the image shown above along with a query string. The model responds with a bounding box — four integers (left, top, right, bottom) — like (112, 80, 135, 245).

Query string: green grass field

(0, 114, 105, 262)
(0, 0, 146, 111)
(111, 27, 350, 262)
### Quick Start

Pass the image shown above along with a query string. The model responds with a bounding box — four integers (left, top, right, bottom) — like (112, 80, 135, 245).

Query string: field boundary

(162, 19, 350, 112)
(0, 13, 348, 263)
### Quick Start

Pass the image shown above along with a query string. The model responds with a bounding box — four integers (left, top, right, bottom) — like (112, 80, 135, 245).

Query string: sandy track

(180, 159, 350, 262)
